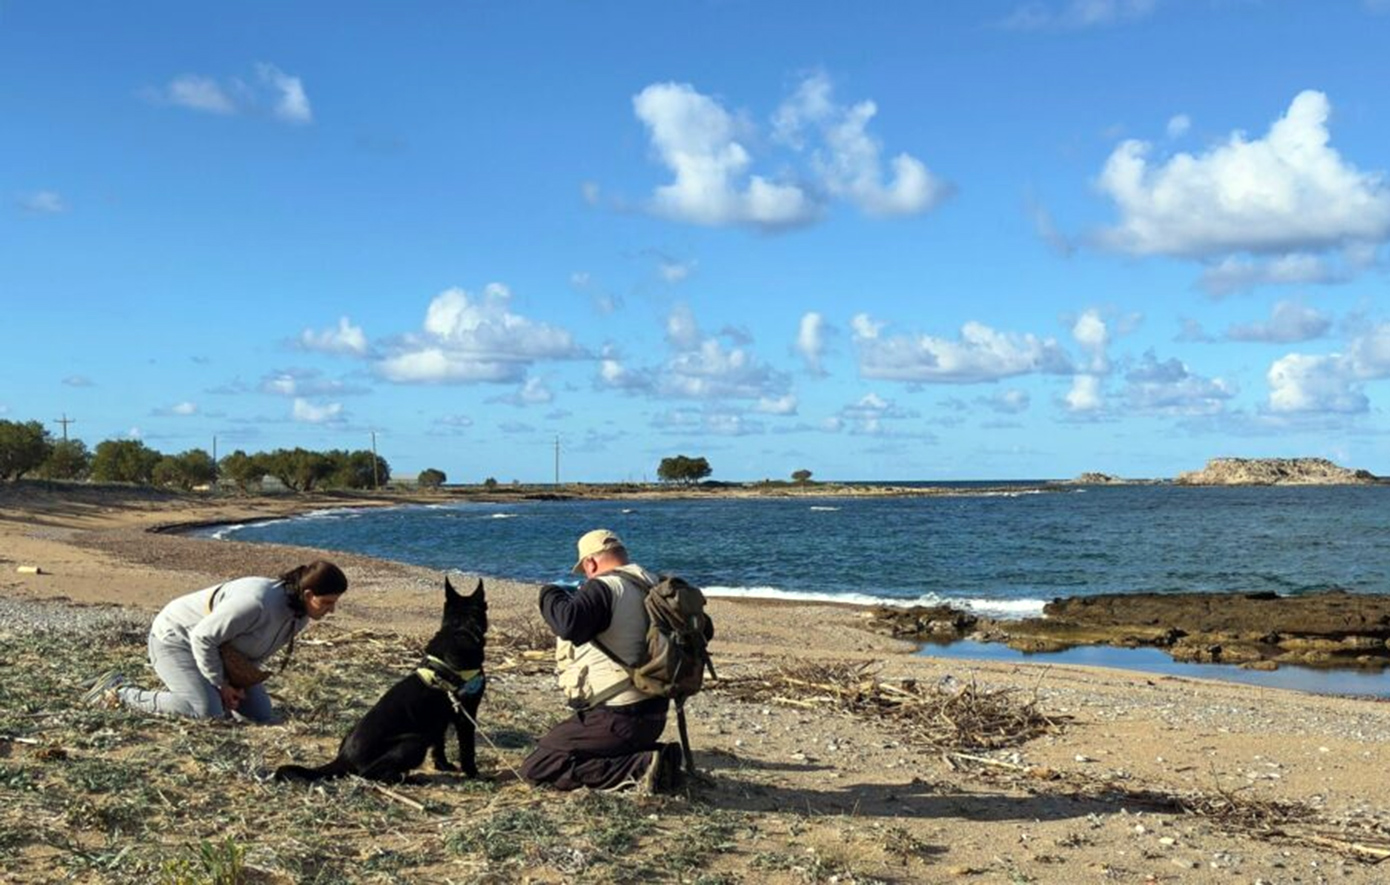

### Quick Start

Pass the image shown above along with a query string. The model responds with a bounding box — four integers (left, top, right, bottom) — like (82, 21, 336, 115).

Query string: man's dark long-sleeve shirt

(538, 576, 716, 646)
(538, 579, 613, 645)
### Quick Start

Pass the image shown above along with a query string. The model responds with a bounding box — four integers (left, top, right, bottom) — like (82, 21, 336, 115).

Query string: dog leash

(453, 704, 529, 786)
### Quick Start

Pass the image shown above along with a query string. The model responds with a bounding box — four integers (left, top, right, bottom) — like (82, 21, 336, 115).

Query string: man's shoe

(81, 670, 127, 709)
(640, 742, 684, 795)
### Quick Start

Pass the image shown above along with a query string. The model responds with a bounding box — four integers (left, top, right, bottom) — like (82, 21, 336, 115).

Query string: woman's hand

(219, 684, 245, 712)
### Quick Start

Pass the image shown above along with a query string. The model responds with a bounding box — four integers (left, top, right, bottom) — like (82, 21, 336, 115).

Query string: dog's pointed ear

(445, 575, 460, 601)
(472, 579, 485, 601)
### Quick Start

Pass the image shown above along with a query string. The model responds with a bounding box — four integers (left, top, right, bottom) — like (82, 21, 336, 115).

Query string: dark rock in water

(1174, 457, 1379, 486)
(1043, 590, 1390, 636)
(867, 605, 978, 639)
(1020, 590, 1390, 669)
(865, 590, 1390, 670)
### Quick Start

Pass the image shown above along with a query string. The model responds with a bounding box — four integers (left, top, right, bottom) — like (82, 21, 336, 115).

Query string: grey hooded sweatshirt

(150, 577, 308, 689)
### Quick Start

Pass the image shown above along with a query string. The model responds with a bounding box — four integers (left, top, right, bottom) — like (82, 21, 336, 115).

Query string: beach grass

(4, 614, 1390, 883)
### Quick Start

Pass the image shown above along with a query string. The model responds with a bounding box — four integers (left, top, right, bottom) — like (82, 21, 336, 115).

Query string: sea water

(200, 484, 1390, 695)
(203, 484, 1390, 616)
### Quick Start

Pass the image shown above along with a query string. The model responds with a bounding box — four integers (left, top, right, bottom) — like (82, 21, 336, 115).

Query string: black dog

(275, 577, 487, 783)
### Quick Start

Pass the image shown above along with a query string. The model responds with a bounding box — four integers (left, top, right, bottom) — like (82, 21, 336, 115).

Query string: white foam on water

(702, 585, 1046, 619)
(490, 513, 519, 519)
(300, 507, 363, 520)
(808, 505, 840, 511)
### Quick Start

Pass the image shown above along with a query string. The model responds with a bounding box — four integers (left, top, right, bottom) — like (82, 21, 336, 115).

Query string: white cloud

(597, 356, 655, 393)
(1263, 321, 1390, 414)
(1071, 308, 1110, 373)
(1066, 375, 1104, 413)
(633, 82, 817, 230)
(600, 305, 792, 406)
(854, 317, 1072, 383)
(850, 313, 884, 340)
(755, 394, 798, 415)
(125, 427, 143, 439)
(657, 257, 696, 283)
(19, 190, 67, 214)
(489, 376, 554, 407)
(1226, 300, 1332, 343)
(149, 64, 312, 125)
(1123, 353, 1235, 415)
(152, 401, 199, 417)
(292, 398, 344, 423)
(581, 182, 601, 205)
(1348, 321, 1390, 376)
(1099, 91, 1390, 259)
(663, 337, 787, 400)
(776, 73, 949, 217)
(1001, 0, 1157, 30)
(832, 392, 925, 436)
(1267, 353, 1365, 414)
(795, 312, 829, 375)
(665, 303, 703, 351)
(62, 375, 95, 388)
(301, 317, 369, 356)
(376, 285, 582, 385)
(981, 389, 1031, 414)
(164, 75, 238, 114)
(429, 414, 475, 436)
(257, 63, 312, 124)
(631, 74, 944, 230)
(1198, 252, 1355, 297)
(653, 408, 763, 437)
(1166, 114, 1191, 139)
(259, 368, 366, 398)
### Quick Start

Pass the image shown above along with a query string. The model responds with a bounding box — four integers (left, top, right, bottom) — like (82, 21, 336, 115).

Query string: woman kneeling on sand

(83, 560, 347, 723)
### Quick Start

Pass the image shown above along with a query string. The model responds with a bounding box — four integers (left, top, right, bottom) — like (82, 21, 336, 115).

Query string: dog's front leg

(453, 691, 482, 778)
(431, 726, 459, 773)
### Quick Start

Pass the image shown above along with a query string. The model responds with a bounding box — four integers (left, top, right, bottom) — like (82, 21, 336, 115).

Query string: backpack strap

(578, 570, 653, 710)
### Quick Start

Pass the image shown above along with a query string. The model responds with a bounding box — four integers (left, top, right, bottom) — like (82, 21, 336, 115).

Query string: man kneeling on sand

(519, 529, 691, 793)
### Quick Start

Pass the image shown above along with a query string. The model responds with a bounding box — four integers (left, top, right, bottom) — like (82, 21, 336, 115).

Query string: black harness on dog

(415, 655, 486, 713)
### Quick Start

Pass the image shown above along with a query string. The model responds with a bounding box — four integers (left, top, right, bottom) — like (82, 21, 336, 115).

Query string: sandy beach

(3, 483, 1389, 883)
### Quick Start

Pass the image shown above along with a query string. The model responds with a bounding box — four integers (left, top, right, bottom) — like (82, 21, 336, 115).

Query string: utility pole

(53, 413, 75, 442)
(371, 431, 380, 491)
(554, 435, 560, 486)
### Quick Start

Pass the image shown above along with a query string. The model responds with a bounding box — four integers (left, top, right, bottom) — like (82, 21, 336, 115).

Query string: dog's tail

(274, 757, 350, 783)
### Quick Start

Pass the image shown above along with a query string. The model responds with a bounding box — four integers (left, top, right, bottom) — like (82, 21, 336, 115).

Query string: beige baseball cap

(572, 529, 624, 573)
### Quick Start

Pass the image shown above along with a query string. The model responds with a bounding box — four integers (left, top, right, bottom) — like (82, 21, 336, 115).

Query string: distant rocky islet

(1069, 456, 1383, 486)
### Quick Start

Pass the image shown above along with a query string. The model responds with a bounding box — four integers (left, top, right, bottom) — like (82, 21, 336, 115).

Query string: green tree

(0, 420, 53, 481)
(39, 439, 91, 480)
(91, 439, 163, 484)
(657, 455, 712, 484)
(260, 448, 333, 492)
(219, 450, 267, 494)
(323, 449, 390, 490)
(152, 449, 217, 491)
(418, 468, 447, 489)
(791, 469, 813, 483)
(482, 477, 498, 490)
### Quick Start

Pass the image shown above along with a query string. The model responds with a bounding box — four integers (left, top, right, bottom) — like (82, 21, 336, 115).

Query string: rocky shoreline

(869, 589, 1390, 672)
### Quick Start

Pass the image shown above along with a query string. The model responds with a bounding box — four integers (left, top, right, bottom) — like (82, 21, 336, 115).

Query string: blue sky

(4, 1, 1390, 482)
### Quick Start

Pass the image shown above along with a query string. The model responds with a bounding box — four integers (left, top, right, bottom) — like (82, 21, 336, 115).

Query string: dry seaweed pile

(717, 661, 1065, 751)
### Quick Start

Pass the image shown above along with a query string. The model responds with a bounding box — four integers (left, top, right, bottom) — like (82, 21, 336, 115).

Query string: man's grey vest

(555, 564, 658, 708)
